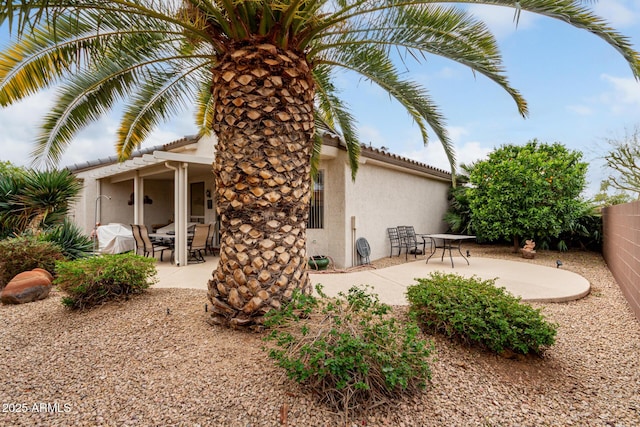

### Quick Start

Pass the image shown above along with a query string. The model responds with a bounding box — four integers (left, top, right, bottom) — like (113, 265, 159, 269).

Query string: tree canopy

(1, 1, 640, 177)
(603, 126, 640, 200)
(467, 140, 588, 252)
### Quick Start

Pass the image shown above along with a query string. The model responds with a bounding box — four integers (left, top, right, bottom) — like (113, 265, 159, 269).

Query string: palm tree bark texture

(208, 43, 314, 329)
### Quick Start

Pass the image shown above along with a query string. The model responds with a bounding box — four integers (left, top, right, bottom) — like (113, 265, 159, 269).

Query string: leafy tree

(444, 164, 475, 235)
(2, 2, 639, 328)
(602, 126, 640, 200)
(0, 161, 25, 178)
(468, 141, 588, 252)
(593, 180, 633, 208)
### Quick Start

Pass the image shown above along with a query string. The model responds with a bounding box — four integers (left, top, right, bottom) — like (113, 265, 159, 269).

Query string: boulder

(0, 269, 53, 305)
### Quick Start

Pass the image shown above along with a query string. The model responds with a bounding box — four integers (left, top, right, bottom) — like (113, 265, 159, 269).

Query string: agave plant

(1, 1, 639, 328)
(0, 169, 82, 238)
(41, 218, 94, 260)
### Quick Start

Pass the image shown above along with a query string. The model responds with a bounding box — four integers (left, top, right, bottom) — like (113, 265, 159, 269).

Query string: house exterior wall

(602, 201, 640, 322)
(307, 160, 347, 263)
(308, 149, 451, 269)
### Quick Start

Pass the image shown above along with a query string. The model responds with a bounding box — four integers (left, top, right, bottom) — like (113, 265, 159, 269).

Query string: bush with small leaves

(406, 272, 557, 356)
(263, 285, 433, 417)
(0, 236, 65, 289)
(55, 253, 157, 309)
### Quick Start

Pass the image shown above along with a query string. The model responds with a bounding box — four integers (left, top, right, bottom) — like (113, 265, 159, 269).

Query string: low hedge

(406, 272, 557, 356)
(55, 253, 157, 309)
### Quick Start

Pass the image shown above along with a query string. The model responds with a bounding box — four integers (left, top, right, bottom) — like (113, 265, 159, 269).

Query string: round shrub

(263, 285, 433, 417)
(0, 236, 65, 289)
(406, 272, 557, 356)
(55, 252, 157, 309)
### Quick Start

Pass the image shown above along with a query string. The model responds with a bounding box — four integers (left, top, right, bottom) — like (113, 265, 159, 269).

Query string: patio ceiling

(88, 151, 214, 182)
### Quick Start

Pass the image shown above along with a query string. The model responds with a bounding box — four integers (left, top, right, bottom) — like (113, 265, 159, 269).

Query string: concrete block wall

(602, 201, 640, 322)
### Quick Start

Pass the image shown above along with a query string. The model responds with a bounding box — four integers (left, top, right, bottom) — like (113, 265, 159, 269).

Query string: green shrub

(0, 236, 65, 289)
(55, 253, 157, 309)
(41, 218, 93, 260)
(263, 285, 433, 416)
(406, 273, 557, 356)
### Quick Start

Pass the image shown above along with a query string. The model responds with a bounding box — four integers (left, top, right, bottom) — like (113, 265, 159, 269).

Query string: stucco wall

(602, 201, 640, 322)
(344, 158, 450, 266)
(308, 151, 451, 268)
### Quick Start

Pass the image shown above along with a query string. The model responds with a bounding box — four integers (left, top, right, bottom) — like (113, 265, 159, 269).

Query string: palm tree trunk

(207, 43, 315, 329)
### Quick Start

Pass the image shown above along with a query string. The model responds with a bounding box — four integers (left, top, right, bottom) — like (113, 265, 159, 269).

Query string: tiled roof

(65, 135, 199, 173)
(67, 131, 451, 181)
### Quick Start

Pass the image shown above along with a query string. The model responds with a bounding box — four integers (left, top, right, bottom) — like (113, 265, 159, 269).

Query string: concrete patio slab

(310, 257, 590, 305)
(153, 255, 590, 305)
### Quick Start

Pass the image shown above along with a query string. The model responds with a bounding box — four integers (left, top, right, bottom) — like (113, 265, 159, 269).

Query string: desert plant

(0, 236, 65, 289)
(41, 218, 93, 260)
(4, 1, 639, 330)
(263, 285, 433, 417)
(55, 253, 157, 309)
(0, 168, 81, 238)
(407, 273, 557, 356)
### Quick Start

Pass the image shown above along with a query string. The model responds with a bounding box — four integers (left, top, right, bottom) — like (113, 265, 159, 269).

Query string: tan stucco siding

(307, 150, 451, 269)
(345, 159, 450, 265)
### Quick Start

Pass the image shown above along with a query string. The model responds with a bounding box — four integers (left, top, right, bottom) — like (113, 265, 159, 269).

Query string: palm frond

(117, 63, 207, 159)
(320, 43, 456, 175)
(313, 64, 360, 179)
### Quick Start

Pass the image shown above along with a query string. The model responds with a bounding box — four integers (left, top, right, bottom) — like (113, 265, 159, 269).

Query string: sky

(1, 2, 640, 197)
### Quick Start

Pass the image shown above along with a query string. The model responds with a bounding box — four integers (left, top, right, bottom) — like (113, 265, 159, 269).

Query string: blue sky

(1, 2, 640, 197)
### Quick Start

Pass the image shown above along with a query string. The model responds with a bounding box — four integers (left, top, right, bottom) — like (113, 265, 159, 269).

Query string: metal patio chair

(397, 225, 426, 260)
(387, 227, 403, 257)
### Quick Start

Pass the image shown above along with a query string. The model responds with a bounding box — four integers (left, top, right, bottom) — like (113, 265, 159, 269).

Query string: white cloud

(401, 138, 491, 172)
(0, 90, 56, 167)
(600, 74, 640, 113)
(593, 0, 639, 27)
(358, 125, 387, 149)
(0, 89, 199, 168)
(566, 104, 594, 116)
(467, 5, 538, 39)
(436, 67, 460, 80)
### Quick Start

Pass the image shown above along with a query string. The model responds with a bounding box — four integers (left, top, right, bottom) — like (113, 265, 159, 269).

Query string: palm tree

(1, 1, 639, 328)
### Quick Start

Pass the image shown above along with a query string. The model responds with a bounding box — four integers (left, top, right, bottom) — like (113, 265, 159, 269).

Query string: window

(307, 170, 324, 229)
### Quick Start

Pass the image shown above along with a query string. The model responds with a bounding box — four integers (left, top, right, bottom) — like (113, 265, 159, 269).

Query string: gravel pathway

(1, 245, 639, 426)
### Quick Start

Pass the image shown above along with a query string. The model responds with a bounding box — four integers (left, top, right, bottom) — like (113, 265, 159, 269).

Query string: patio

(153, 253, 590, 304)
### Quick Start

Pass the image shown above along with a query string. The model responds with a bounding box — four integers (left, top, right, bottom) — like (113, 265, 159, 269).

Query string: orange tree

(1, 1, 639, 329)
(467, 140, 588, 253)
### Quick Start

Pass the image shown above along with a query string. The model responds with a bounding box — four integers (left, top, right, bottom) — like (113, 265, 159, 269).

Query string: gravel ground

(1, 244, 640, 426)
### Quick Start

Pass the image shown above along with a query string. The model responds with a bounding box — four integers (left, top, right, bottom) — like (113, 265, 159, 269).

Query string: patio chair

(206, 221, 219, 255)
(387, 227, 403, 257)
(137, 224, 171, 261)
(189, 223, 210, 263)
(130, 224, 145, 256)
(397, 225, 426, 260)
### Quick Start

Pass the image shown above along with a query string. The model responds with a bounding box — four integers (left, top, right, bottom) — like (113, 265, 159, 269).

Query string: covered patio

(70, 135, 217, 266)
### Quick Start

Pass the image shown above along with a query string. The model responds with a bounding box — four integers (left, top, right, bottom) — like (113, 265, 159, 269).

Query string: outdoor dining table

(148, 232, 194, 247)
(421, 234, 476, 268)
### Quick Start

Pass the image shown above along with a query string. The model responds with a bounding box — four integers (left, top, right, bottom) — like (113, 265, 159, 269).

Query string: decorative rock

(0, 269, 53, 305)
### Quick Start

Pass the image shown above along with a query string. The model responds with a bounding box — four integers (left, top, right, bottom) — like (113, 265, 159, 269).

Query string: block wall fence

(602, 201, 640, 322)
